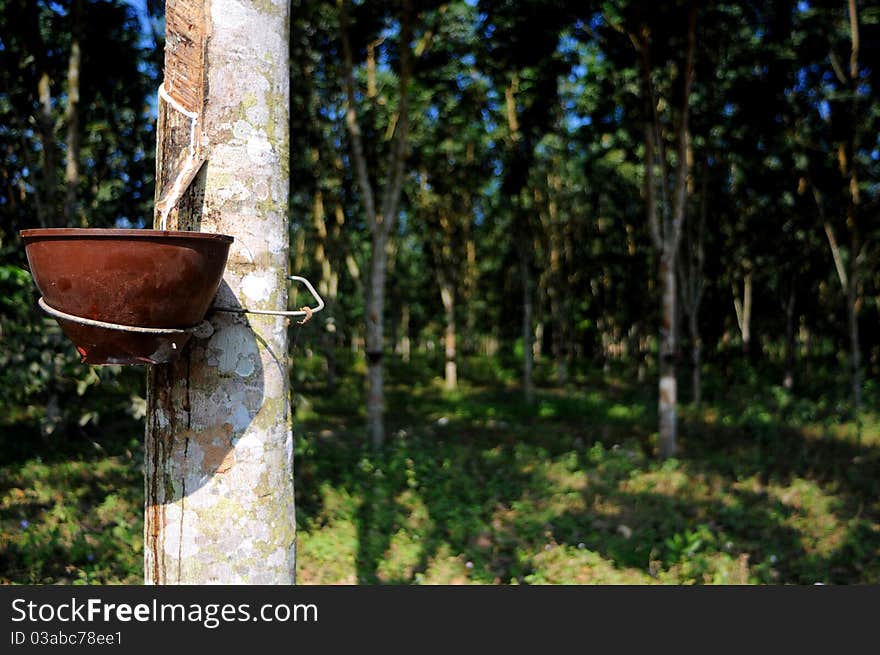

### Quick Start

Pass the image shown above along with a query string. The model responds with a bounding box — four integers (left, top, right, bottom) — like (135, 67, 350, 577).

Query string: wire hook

(212, 275, 325, 324)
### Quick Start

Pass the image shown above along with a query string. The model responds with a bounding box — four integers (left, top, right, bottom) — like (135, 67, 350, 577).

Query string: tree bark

(847, 275, 862, 436)
(544, 169, 568, 384)
(36, 74, 57, 226)
(815, 198, 865, 427)
(733, 271, 753, 355)
(845, 0, 863, 438)
(398, 303, 411, 362)
(783, 284, 796, 390)
(679, 156, 706, 405)
(20, 1, 56, 227)
(633, 3, 697, 458)
(64, 0, 83, 226)
(464, 218, 478, 346)
(689, 311, 701, 406)
(658, 254, 677, 459)
(504, 77, 535, 404)
(311, 186, 338, 392)
(365, 232, 388, 447)
(339, 0, 413, 447)
(519, 243, 534, 404)
(145, 0, 294, 584)
(440, 280, 457, 390)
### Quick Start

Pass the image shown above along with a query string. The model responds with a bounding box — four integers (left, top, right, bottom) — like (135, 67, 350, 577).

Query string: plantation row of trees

(1, 0, 878, 455)
(290, 0, 880, 453)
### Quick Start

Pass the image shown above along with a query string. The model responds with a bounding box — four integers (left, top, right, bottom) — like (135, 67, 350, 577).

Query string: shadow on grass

(0, 379, 145, 584)
(294, 366, 880, 585)
(3, 352, 878, 584)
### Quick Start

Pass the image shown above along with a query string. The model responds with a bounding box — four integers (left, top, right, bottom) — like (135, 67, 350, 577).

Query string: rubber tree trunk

(549, 283, 568, 385)
(821, 220, 863, 436)
(440, 281, 457, 391)
(27, 0, 58, 229)
(543, 171, 568, 385)
(847, 279, 862, 436)
(339, 0, 412, 448)
(145, 0, 294, 584)
(733, 271, 753, 355)
(634, 3, 696, 460)
(688, 311, 701, 406)
(398, 304, 411, 362)
(63, 0, 82, 226)
(36, 74, 56, 226)
(658, 254, 677, 459)
(312, 188, 338, 392)
(366, 232, 388, 447)
(783, 285, 795, 390)
(519, 243, 534, 404)
(845, 0, 863, 439)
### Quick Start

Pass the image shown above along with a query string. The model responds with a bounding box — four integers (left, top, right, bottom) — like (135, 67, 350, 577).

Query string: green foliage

(0, 264, 107, 430)
(0, 0, 155, 441)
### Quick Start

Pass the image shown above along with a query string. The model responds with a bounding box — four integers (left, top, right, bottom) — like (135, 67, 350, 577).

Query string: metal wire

(38, 297, 201, 335)
(38, 276, 325, 335)
(212, 276, 325, 321)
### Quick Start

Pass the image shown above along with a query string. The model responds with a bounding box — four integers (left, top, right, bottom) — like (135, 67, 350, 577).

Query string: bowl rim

(20, 228, 234, 243)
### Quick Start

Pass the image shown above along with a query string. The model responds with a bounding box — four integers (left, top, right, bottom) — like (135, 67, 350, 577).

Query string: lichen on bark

(145, 0, 294, 584)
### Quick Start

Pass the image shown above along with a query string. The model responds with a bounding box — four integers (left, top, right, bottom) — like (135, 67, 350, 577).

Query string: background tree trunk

(396, 303, 412, 362)
(679, 157, 706, 406)
(310, 165, 340, 392)
(504, 77, 535, 405)
(519, 242, 534, 404)
(339, 0, 412, 448)
(689, 311, 701, 405)
(544, 169, 569, 385)
(847, 275, 862, 436)
(440, 280, 457, 390)
(658, 254, 678, 459)
(844, 0, 863, 438)
(634, 3, 697, 459)
(464, 216, 478, 350)
(36, 74, 56, 226)
(783, 284, 796, 390)
(365, 233, 388, 447)
(145, 0, 295, 584)
(63, 0, 82, 226)
(733, 270, 753, 355)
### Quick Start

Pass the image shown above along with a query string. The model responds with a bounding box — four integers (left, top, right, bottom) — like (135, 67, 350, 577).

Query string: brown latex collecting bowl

(20, 228, 234, 365)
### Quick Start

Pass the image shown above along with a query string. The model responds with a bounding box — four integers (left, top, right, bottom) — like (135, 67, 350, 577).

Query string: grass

(293, 356, 880, 585)
(1, 352, 878, 584)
